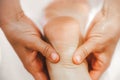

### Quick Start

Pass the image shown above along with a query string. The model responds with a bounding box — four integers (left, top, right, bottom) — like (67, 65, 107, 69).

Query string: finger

(34, 72, 48, 80)
(29, 51, 48, 80)
(90, 70, 102, 80)
(33, 39, 60, 63)
(73, 39, 96, 64)
(89, 60, 105, 80)
(89, 53, 110, 80)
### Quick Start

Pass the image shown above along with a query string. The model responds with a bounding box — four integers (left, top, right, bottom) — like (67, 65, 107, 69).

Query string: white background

(0, 0, 120, 80)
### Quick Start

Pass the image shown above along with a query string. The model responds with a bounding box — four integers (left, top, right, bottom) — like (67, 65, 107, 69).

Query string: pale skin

(0, 0, 59, 80)
(0, 0, 120, 80)
(73, 0, 120, 79)
(44, 0, 89, 36)
(44, 1, 91, 80)
(44, 16, 91, 80)
(44, 0, 120, 80)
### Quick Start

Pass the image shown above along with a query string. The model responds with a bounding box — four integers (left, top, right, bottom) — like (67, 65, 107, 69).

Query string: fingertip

(34, 72, 48, 80)
(72, 54, 82, 65)
(50, 52, 60, 63)
(90, 71, 101, 80)
(37, 41, 60, 63)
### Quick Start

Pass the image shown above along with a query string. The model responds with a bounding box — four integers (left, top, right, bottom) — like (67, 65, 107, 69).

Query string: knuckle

(25, 40, 35, 48)
(23, 59, 32, 70)
(95, 41, 104, 50)
(80, 47, 89, 58)
(89, 38, 104, 51)
(25, 58, 32, 66)
(42, 44, 52, 57)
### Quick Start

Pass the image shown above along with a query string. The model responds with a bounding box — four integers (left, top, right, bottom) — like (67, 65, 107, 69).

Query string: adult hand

(73, 0, 120, 80)
(0, 0, 59, 80)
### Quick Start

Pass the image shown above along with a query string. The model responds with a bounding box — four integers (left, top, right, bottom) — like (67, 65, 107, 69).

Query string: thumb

(33, 38, 60, 63)
(73, 39, 96, 64)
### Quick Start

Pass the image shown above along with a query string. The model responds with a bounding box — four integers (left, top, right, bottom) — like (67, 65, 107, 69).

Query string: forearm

(102, 0, 120, 37)
(103, 0, 120, 19)
(0, 0, 24, 28)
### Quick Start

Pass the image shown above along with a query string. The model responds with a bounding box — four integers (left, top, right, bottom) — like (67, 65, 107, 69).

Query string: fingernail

(74, 55, 81, 64)
(51, 53, 58, 61)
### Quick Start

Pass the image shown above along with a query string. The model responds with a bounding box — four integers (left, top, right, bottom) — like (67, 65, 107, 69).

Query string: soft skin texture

(0, 0, 60, 80)
(43, 1, 91, 80)
(44, 17, 91, 80)
(45, 0, 89, 36)
(44, 0, 120, 80)
(73, 0, 120, 79)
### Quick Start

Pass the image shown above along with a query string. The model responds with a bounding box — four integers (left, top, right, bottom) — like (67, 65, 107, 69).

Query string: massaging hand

(73, 0, 120, 80)
(0, 0, 59, 80)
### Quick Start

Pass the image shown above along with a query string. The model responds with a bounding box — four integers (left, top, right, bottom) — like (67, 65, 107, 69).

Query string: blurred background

(0, 0, 120, 80)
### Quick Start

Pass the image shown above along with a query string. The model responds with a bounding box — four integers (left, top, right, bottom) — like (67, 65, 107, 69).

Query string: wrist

(0, 0, 24, 28)
(0, 10, 25, 29)
(103, 0, 120, 18)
